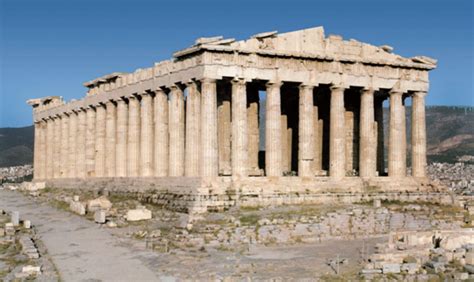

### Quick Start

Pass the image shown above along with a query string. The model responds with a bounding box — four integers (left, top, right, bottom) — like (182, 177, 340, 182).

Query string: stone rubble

(126, 207, 152, 222)
(427, 161, 474, 195)
(0, 165, 33, 183)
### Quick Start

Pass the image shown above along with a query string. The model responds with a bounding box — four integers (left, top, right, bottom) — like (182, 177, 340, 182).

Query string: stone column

(359, 88, 376, 178)
(68, 111, 78, 178)
(312, 101, 323, 173)
(95, 104, 106, 177)
(388, 90, 406, 177)
(127, 95, 141, 177)
(53, 116, 61, 179)
(231, 78, 248, 178)
(60, 113, 69, 178)
(116, 98, 128, 177)
(85, 107, 96, 177)
(185, 81, 201, 177)
(105, 101, 116, 177)
(45, 118, 54, 179)
(265, 81, 282, 177)
(140, 92, 154, 177)
(200, 78, 218, 177)
(33, 121, 41, 180)
(154, 89, 169, 176)
(76, 109, 87, 178)
(298, 84, 314, 177)
(411, 91, 427, 178)
(374, 97, 385, 176)
(218, 84, 232, 175)
(281, 115, 289, 173)
(169, 85, 185, 177)
(329, 85, 346, 178)
(247, 86, 260, 175)
(39, 121, 47, 179)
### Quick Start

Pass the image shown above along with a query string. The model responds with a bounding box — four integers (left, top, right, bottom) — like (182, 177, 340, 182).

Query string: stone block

(466, 252, 474, 265)
(373, 199, 381, 208)
(23, 220, 31, 229)
(464, 264, 474, 274)
(73, 195, 80, 202)
(126, 208, 152, 221)
(382, 263, 401, 274)
(425, 261, 445, 274)
(22, 265, 41, 275)
(94, 210, 106, 224)
(361, 269, 382, 274)
(4, 223, 15, 236)
(106, 221, 117, 228)
(70, 201, 86, 215)
(0, 228, 4, 237)
(452, 272, 469, 280)
(87, 196, 112, 212)
(401, 263, 419, 274)
(11, 211, 20, 226)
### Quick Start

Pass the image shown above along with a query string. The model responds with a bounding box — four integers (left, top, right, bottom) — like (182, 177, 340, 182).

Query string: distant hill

(0, 126, 34, 167)
(0, 106, 472, 168)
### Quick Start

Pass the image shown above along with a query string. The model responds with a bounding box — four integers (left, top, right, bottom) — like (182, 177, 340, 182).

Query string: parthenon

(27, 27, 438, 211)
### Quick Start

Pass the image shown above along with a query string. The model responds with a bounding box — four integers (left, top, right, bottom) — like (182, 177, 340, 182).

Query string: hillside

(0, 106, 472, 168)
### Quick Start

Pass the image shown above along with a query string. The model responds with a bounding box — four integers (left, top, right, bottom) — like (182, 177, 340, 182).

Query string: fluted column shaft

(411, 91, 427, 178)
(247, 87, 260, 174)
(329, 86, 346, 178)
(95, 104, 106, 177)
(359, 88, 376, 177)
(60, 114, 69, 178)
(154, 89, 169, 176)
(388, 91, 406, 177)
(76, 109, 87, 178)
(140, 93, 154, 176)
(313, 103, 323, 172)
(68, 112, 78, 178)
(200, 78, 218, 177)
(39, 121, 47, 179)
(265, 81, 282, 177)
(105, 101, 116, 177)
(85, 107, 96, 177)
(33, 122, 41, 180)
(298, 84, 314, 177)
(374, 97, 385, 175)
(169, 86, 185, 177)
(128, 96, 141, 176)
(185, 82, 201, 176)
(116, 99, 128, 177)
(45, 118, 54, 179)
(231, 78, 248, 178)
(53, 117, 61, 178)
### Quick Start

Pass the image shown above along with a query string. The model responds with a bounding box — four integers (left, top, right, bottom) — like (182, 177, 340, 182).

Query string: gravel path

(0, 189, 162, 282)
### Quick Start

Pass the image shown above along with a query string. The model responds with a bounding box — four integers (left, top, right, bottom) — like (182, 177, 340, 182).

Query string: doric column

(329, 85, 346, 178)
(231, 78, 248, 178)
(116, 98, 128, 177)
(45, 118, 54, 179)
(298, 84, 314, 177)
(60, 113, 69, 178)
(411, 91, 427, 178)
(33, 121, 41, 180)
(95, 104, 106, 177)
(265, 81, 282, 177)
(359, 88, 376, 178)
(374, 97, 385, 175)
(312, 101, 323, 173)
(85, 106, 96, 177)
(200, 78, 218, 177)
(140, 92, 154, 176)
(140, 92, 153, 177)
(388, 90, 406, 177)
(281, 115, 289, 173)
(185, 81, 200, 176)
(76, 109, 87, 178)
(127, 95, 141, 177)
(169, 85, 185, 177)
(53, 116, 61, 178)
(105, 101, 116, 177)
(39, 121, 47, 179)
(154, 89, 169, 176)
(218, 84, 232, 176)
(247, 86, 260, 175)
(68, 111, 78, 178)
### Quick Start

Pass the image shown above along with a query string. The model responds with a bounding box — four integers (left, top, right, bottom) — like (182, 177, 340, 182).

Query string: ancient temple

(27, 27, 438, 212)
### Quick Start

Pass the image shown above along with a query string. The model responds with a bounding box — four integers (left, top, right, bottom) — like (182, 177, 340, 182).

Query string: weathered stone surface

(11, 211, 19, 226)
(382, 263, 401, 274)
(126, 208, 152, 222)
(87, 196, 112, 212)
(94, 210, 106, 224)
(70, 201, 86, 215)
(23, 220, 31, 229)
(465, 252, 474, 265)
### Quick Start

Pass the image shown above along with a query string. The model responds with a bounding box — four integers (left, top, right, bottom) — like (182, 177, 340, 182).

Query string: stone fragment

(73, 195, 80, 202)
(453, 272, 469, 280)
(466, 252, 474, 265)
(0, 228, 4, 237)
(361, 269, 382, 274)
(87, 196, 112, 212)
(22, 265, 41, 275)
(11, 211, 20, 226)
(70, 201, 86, 215)
(94, 210, 106, 224)
(4, 223, 15, 235)
(401, 263, 419, 274)
(464, 264, 474, 274)
(382, 263, 401, 274)
(425, 261, 445, 273)
(23, 220, 31, 229)
(106, 221, 117, 228)
(373, 199, 381, 208)
(126, 208, 152, 221)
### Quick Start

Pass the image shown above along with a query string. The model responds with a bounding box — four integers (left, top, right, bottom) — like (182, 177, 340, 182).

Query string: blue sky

(0, 0, 472, 127)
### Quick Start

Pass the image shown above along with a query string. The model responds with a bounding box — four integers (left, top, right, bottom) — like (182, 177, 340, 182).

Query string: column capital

(185, 80, 198, 87)
(265, 80, 283, 88)
(299, 84, 315, 91)
(231, 77, 247, 86)
(330, 83, 346, 92)
(412, 91, 427, 98)
(200, 78, 217, 84)
(361, 88, 375, 95)
(389, 88, 404, 96)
